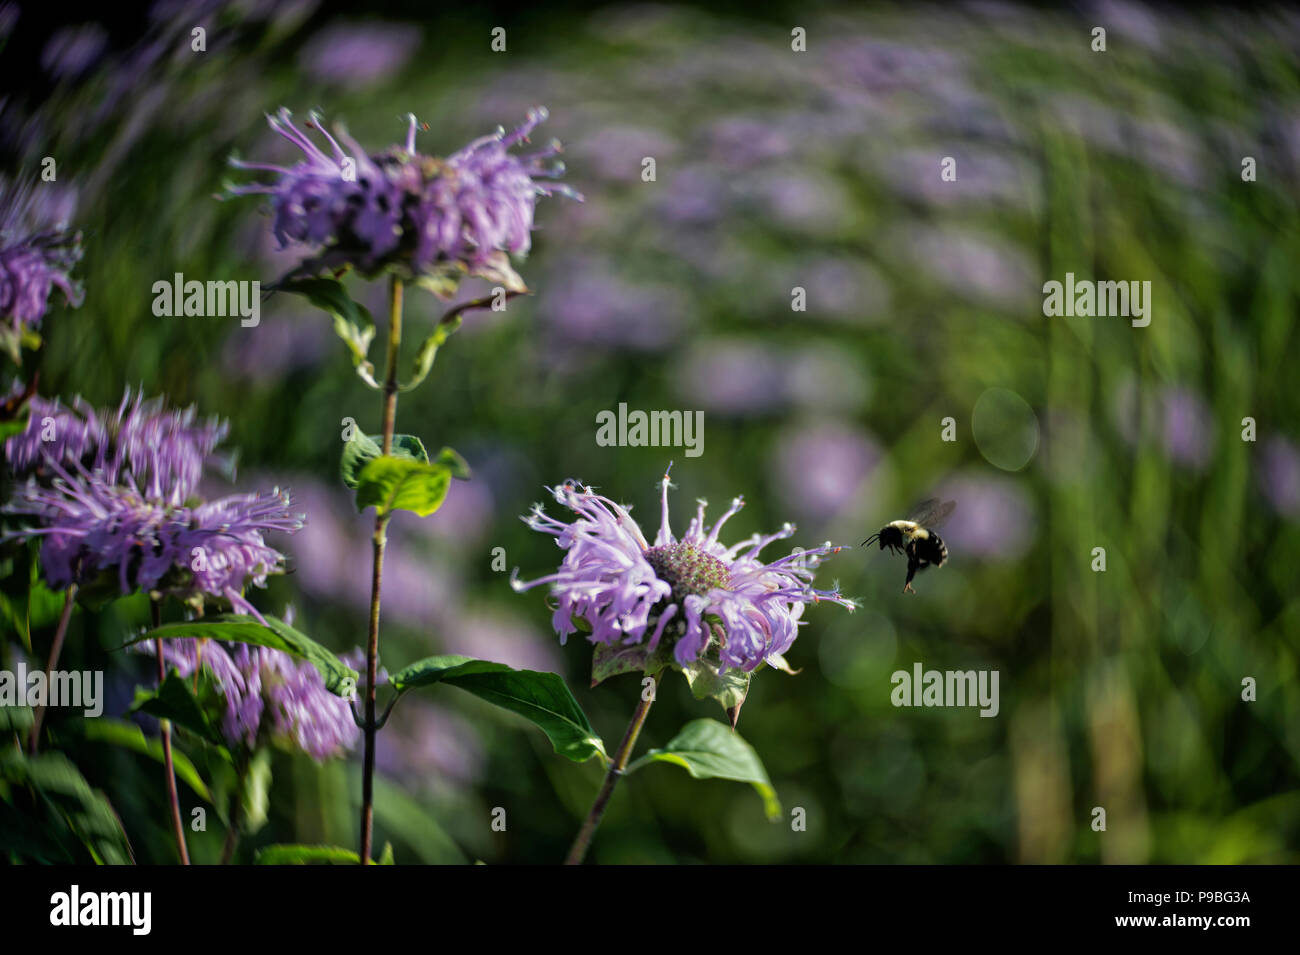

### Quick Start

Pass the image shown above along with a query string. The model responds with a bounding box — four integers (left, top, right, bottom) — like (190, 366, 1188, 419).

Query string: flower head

(513, 468, 856, 672)
(144, 637, 358, 760)
(0, 178, 83, 355)
(4, 458, 301, 618)
(4, 388, 228, 504)
(227, 106, 579, 288)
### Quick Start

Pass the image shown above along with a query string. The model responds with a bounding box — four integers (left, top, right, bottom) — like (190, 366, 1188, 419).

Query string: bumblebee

(862, 498, 956, 594)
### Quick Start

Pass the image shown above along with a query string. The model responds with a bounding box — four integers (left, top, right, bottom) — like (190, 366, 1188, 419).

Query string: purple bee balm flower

(0, 178, 83, 351)
(4, 460, 301, 618)
(227, 106, 580, 289)
(145, 637, 358, 760)
(4, 388, 228, 505)
(1259, 437, 1300, 519)
(513, 469, 857, 672)
(298, 22, 422, 87)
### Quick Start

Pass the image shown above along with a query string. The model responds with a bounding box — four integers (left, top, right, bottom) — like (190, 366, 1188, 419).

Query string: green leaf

(390, 655, 606, 763)
(340, 433, 431, 493)
(80, 719, 216, 804)
(354, 455, 451, 518)
(378, 842, 395, 865)
(432, 446, 471, 480)
(0, 414, 29, 440)
(626, 718, 780, 820)
(340, 431, 429, 489)
(0, 749, 134, 864)
(591, 640, 672, 687)
(254, 843, 360, 865)
(0, 704, 34, 735)
(403, 317, 460, 393)
(681, 659, 751, 729)
(340, 431, 381, 489)
(129, 672, 223, 747)
(277, 276, 379, 388)
(121, 615, 358, 697)
(241, 748, 273, 835)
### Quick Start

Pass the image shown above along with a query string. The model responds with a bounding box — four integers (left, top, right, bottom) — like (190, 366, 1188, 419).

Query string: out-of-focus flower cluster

(227, 107, 580, 291)
(0, 179, 83, 357)
(144, 636, 358, 760)
(3, 390, 300, 618)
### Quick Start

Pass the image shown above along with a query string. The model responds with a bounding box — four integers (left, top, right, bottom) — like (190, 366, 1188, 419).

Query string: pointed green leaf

(276, 276, 379, 388)
(626, 718, 780, 820)
(354, 455, 451, 517)
(390, 655, 606, 763)
(341, 431, 428, 489)
(129, 672, 223, 747)
(432, 446, 471, 480)
(681, 658, 750, 723)
(120, 614, 358, 697)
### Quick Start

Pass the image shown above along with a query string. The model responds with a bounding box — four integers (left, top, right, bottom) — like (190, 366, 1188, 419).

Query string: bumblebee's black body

(862, 499, 955, 594)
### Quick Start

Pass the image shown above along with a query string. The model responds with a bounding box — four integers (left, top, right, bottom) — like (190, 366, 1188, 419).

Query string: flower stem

(152, 599, 190, 865)
(27, 585, 76, 754)
(564, 673, 659, 866)
(360, 274, 403, 865)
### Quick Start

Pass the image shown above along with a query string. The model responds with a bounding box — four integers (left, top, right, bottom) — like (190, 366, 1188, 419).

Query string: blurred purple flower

(573, 124, 677, 181)
(882, 149, 1032, 209)
(5, 389, 228, 505)
(890, 224, 1035, 308)
(746, 170, 853, 234)
(513, 470, 856, 672)
(298, 21, 420, 86)
(934, 473, 1035, 560)
(0, 179, 83, 350)
(1159, 387, 1214, 470)
(377, 699, 484, 795)
(444, 609, 564, 675)
(41, 23, 109, 79)
(227, 106, 579, 286)
(390, 476, 495, 548)
(537, 266, 685, 351)
(674, 339, 787, 415)
(1112, 381, 1215, 471)
(770, 422, 881, 524)
(651, 165, 727, 225)
(221, 310, 332, 381)
(787, 257, 890, 323)
(673, 340, 868, 416)
(4, 461, 301, 617)
(705, 117, 795, 167)
(283, 477, 460, 628)
(1259, 438, 1300, 519)
(146, 637, 358, 760)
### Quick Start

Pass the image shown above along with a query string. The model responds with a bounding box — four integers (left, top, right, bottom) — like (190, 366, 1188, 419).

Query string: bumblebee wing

(908, 498, 956, 529)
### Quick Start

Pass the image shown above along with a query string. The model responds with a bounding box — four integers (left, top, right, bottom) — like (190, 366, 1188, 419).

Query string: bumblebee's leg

(903, 557, 918, 594)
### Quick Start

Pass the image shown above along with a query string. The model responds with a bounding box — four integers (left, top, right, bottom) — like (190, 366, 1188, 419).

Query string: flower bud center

(644, 541, 731, 600)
